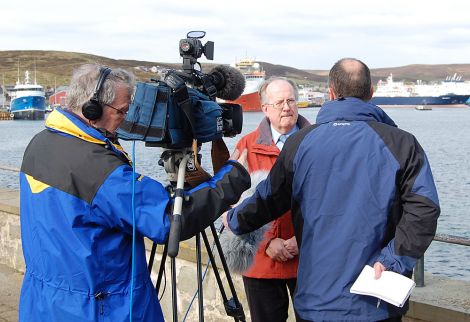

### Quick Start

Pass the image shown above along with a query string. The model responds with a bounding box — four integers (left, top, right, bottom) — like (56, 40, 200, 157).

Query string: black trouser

(242, 276, 305, 322)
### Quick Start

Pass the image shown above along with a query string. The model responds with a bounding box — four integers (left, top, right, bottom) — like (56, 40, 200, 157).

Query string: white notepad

(350, 265, 416, 307)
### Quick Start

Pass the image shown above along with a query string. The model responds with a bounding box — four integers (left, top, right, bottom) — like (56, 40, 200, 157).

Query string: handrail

(414, 233, 470, 287)
(0, 165, 20, 172)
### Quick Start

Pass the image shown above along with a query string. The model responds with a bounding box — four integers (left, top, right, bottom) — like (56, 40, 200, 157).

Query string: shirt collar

(270, 125, 299, 145)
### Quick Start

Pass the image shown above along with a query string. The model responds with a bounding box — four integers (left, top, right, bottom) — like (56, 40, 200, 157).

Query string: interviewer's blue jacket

(19, 108, 250, 322)
(227, 98, 440, 321)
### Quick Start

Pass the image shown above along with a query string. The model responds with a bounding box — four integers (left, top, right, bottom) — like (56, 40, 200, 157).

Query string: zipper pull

(376, 299, 381, 309)
(95, 291, 107, 315)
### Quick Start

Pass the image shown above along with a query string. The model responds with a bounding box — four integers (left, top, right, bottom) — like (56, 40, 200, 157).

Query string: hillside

(1, 50, 469, 89)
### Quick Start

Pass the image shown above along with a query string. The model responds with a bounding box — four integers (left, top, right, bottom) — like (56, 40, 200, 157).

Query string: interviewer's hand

(266, 238, 294, 262)
(230, 149, 248, 171)
(373, 262, 386, 279)
(222, 212, 231, 232)
(283, 236, 299, 256)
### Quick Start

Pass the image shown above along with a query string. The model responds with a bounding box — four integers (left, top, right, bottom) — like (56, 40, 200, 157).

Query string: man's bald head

(328, 58, 372, 101)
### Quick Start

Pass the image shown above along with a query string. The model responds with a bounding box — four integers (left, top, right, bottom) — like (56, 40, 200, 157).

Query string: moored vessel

(10, 70, 46, 120)
(370, 74, 470, 106)
(227, 58, 265, 112)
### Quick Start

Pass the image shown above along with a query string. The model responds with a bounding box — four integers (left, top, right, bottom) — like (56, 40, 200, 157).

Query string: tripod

(147, 148, 246, 322)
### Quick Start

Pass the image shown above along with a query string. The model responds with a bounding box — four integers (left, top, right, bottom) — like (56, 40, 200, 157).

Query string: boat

(370, 74, 470, 106)
(298, 87, 326, 107)
(227, 58, 265, 112)
(415, 105, 432, 111)
(10, 70, 46, 120)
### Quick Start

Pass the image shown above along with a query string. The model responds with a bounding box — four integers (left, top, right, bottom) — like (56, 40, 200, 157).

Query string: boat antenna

(34, 58, 37, 85)
(16, 59, 20, 85)
(2, 74, 4, 110)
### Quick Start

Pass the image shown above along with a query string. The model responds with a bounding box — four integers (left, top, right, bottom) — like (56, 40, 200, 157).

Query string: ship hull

(229, 91, 262, 112)
(370, 94, 470, 106)
(11, 96, 46, 120)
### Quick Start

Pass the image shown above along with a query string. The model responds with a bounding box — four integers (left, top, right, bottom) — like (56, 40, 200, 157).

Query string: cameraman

(19, 64, 250, 322)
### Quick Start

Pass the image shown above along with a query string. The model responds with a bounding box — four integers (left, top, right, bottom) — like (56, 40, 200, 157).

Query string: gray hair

(328, 58, 371, 101)
(258, 76, 299, 104)
(66, 64, 135, 112)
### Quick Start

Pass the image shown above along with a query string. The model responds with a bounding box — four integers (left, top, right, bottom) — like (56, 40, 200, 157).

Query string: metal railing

(414, 233, 470, 287)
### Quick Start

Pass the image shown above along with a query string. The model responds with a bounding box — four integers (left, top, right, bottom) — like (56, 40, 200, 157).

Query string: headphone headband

(82, 66, 112, 120)
(91, 67, 112, 102)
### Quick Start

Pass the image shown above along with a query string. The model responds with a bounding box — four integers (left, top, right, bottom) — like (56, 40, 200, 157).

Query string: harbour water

(0, 107, 469, 281)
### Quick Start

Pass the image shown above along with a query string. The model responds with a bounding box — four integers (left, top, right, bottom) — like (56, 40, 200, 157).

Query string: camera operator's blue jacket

(19, 108, 250, 322)
(227, 98, 440, 321)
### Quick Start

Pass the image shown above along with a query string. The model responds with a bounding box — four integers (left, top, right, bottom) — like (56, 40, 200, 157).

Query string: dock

(0, 111, 13, 120)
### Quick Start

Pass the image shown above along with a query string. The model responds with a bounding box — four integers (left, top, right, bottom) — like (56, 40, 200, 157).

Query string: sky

(1, 0, 470, 70)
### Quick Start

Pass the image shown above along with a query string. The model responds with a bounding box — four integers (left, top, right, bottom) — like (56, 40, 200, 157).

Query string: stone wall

(0, 190, 24, 272)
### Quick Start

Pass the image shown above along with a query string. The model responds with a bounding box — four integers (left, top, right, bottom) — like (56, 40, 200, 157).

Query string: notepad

(350, 265, 416, 307)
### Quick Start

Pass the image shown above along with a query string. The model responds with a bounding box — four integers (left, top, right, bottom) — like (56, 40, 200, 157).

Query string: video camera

(117, 31, 245, 149)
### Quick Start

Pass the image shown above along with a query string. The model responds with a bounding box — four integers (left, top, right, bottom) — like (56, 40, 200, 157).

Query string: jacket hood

(45, 108, 129, 160)
(316, 97, 397, 127)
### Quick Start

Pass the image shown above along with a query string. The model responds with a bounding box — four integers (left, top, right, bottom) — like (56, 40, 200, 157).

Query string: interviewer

(225, 58, 439, 322)
(18, 64, 250, 322)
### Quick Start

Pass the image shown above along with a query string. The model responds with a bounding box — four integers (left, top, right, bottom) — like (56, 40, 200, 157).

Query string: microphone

(208, 65, 246, 100)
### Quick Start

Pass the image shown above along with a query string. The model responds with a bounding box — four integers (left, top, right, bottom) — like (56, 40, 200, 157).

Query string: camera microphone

(208, 65, 246, 101)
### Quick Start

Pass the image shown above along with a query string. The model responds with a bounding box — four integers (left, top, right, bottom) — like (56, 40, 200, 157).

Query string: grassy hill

(1, 50, 469, 89)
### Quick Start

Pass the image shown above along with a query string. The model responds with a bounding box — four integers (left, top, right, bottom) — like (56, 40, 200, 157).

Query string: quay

(0, 111, 13, 121)
(0, 188, 469, 322)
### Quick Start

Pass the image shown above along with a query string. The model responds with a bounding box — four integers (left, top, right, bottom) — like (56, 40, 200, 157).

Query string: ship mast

(1, 74, 4, 110)
(16, 59, 20, 85)
(34, 58, 37, 85)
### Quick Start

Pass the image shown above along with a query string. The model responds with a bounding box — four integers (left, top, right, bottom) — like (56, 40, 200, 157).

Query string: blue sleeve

(92, 165, 170, 244)
(178, 160, 251, 240)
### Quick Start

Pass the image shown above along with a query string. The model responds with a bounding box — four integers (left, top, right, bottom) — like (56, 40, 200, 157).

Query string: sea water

(1, 107, 469, 280)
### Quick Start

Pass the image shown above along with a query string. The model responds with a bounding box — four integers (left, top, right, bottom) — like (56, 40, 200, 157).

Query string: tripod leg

(155, 242, 168, 295)
(171, 257, 178, 322)
(196, 233, 204, 322)
(201, 226, 246, 322)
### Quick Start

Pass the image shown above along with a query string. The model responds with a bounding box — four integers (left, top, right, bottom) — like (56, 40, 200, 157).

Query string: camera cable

(130, 142, 137, 322)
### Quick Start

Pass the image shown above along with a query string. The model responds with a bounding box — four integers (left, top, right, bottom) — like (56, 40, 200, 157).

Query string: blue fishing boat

(10, 70, 46, 120)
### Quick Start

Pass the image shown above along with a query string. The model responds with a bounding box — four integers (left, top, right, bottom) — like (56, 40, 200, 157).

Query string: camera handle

(167, 152, 190, 258)
(148, 146, 246, 322)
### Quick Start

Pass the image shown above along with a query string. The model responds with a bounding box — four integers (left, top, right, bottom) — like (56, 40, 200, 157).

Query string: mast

(17, 59, 20, 85)
(34, 58, 37, 85)
(2, 74, 4, 110)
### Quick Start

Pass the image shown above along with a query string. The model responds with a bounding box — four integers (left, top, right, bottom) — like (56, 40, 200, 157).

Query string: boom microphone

(208, 65, 246, 100)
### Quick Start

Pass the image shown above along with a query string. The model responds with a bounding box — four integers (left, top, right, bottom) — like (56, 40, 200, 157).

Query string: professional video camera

(117, 31, 245, 149)
(118, 32, 247, 322)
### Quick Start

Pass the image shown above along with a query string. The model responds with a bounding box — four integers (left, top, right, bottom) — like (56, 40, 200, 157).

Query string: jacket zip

(94, 291, 108, 316)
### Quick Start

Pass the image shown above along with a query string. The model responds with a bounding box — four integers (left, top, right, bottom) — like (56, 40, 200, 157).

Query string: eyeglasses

(105, 104, 128, 116)
(264, 98, 297, 110)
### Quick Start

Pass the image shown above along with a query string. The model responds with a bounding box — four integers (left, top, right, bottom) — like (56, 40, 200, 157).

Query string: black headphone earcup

(82, 100, 103, 120)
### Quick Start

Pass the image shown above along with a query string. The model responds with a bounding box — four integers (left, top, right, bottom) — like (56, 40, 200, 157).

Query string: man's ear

(261, 103, 269, 115)
(368, 86, 374, 100)
(328, 86, 336, 100)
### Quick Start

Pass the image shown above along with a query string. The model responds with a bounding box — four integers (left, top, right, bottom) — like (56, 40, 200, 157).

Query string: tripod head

(159, 148, 196, 184)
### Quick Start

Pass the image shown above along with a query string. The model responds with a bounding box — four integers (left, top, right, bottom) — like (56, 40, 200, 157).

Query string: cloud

(0, 0, 469, 69)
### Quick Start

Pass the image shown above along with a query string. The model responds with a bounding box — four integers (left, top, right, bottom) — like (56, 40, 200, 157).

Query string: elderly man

(226, 59, 439, 322)
(232, 77, 310, 322)
(19, 64, 250, 322)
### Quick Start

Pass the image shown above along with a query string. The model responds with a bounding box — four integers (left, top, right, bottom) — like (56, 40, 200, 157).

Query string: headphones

(82, 67, 112, 120)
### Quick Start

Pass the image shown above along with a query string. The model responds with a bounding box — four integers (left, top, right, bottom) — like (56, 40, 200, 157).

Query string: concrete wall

(0, 189, 468, 322)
